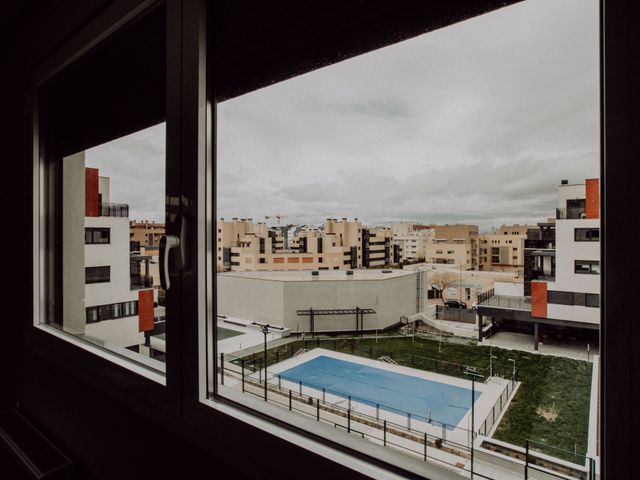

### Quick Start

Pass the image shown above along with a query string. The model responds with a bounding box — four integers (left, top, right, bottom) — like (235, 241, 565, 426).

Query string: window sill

(34, 324, 166, 385)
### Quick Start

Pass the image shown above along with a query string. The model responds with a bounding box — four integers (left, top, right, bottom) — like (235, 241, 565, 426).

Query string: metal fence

(222, 351, 477, 475)
(479, 378, 515, 436)
(435, 305, 477, 324)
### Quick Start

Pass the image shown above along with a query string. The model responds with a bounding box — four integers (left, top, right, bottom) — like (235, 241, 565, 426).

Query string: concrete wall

(216, 273, 417, 333)
(217, 275, 285, 325)
(62, 152, 86, 335)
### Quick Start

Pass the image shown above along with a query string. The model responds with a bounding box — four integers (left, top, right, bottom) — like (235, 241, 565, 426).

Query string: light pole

(251, 321, 285, 401)
(464, 369, 483, 478)
(490, 354, 497, 378)
(508, 358, 516, 387)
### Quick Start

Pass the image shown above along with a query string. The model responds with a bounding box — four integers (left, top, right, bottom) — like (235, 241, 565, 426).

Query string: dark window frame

(85, 227, 111, 244)
(85, 266, 111, 284)
(575, 227, 600, 242)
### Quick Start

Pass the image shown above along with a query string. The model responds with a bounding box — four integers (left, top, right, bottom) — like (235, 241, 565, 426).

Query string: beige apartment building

(217, 217, 398, 272)
(424, 224, 479, 269)
(478, 224, 535, 274)
(130, 220, 165, 248)
(391, 223, 434, 264)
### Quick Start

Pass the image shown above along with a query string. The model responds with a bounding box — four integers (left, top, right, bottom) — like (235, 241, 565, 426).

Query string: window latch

(160, 235, 180, 290)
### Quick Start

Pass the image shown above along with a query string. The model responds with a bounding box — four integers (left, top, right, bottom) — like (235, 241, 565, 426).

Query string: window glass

(212, 0, 600, 478)
(37, 6, 167, 372)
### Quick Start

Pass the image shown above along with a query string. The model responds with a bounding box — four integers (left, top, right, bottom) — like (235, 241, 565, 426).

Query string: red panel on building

(585, 178, 600, 219)
(531, 281, 547, 319)
(85, 168, 100, 217)
(138, 290, 155, 332)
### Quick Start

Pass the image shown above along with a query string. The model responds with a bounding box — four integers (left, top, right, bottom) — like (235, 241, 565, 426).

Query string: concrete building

(130, 220, 165, 249)
(477, 179, 600, 349)
(424, 224, 479, 269)
(391, 223, 434, 264)
(218, 218, 399, 272)
(478, 225, 532, 274)
(217, 269, 418, 334)
(63, 153, 157, 350)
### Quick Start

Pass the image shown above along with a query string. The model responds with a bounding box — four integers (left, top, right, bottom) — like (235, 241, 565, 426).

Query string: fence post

(383, 420, 387, 446)
(220, 353, 225, 386)
(289, 389, 292, 411)
(348, 395, 351, 410)
(278, 374, 281, 389)
(322, 387, 326, 403)
(424, 432, 427, 461)
(299, 381, 302, 395)
(525, 439, 529, 480)
(317, 398, 320, 421)
(348, 408, 351, 433)
(407, 413, 411, 431)
(376, 404, 379, 421)
(241, 359, 245, 392)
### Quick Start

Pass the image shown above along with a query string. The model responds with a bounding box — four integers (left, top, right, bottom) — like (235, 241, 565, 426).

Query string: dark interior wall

(2, 0, 639, 479)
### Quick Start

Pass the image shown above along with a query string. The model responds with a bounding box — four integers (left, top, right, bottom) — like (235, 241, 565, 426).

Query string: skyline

(86, 0, 598, 231)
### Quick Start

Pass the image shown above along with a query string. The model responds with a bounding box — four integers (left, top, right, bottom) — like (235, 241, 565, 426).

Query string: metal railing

(100, 202, 129, 217)
(435, 305, 476, 324)
(130, 274, 153, 289)
(222, 351, 476, 475)
(479, 378, 515, 436)
(476, 288, 495, 304)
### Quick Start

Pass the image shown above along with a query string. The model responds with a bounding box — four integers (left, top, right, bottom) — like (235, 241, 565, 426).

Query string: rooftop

(218, 269, 414, 282)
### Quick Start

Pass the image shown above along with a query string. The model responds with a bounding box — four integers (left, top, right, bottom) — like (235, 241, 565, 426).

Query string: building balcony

(556, 206, 586, 220)
(100, 202, 129, 217)
(130, 274, 153, 289)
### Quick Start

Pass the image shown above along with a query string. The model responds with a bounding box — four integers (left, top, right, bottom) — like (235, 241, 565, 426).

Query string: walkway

(482, 331, 598, 362)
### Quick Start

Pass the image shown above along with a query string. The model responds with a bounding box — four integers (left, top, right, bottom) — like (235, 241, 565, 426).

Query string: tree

(430, 271, 459, 304)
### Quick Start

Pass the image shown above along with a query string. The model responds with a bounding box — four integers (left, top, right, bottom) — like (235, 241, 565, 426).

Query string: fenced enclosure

(435, 305, 478, 324)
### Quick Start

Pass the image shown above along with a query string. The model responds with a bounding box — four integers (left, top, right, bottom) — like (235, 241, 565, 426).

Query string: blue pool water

(279, 355, 481, 428)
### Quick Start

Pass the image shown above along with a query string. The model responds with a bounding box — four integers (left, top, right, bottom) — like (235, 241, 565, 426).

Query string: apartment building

(391, 223, 434, 264)
(479, 225, 533, 274)
(218, 217, 398, 272)
(532, 179, 600, 329)
(424, 224, 479, 269)
(477, 179, 600, 349)
(130, 220, 165, 248)
(63, 154, 157, 350)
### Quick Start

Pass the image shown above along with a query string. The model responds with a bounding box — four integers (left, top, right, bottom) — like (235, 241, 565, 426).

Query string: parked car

(444, 300, 467, 309)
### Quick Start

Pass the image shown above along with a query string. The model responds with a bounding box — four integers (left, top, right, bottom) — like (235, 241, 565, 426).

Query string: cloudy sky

(86, 0, 599, 231)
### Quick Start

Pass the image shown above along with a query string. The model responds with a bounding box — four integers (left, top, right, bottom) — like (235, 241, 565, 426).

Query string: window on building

(85, 227, 110, 244)
(548, 290, 575, 305)
(85, 266, 111, 284)
(575, 228, 600, 241)
(575, 260, 600, 274)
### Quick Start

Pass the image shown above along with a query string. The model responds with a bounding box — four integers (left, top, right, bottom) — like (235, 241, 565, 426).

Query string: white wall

(557, 183, 585, 208)
(547, 304, 599, 325)
(62, 152, 87, 335)
(85, 316, 145, 347)
(551, 219, 599, 294)
(85, 216, 139, 307)
(494, 282, 524, 296)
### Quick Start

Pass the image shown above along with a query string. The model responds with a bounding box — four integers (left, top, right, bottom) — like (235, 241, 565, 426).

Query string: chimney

(561, 179, 568, 185)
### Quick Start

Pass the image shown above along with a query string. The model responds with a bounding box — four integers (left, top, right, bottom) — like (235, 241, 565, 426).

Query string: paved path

(481, 331, 598, 362)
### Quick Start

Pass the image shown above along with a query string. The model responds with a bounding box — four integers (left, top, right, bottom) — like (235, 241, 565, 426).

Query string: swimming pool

(278, 355, 481, 428)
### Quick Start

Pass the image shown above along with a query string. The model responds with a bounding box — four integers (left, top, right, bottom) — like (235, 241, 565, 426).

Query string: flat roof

(218, 269, 414, 282)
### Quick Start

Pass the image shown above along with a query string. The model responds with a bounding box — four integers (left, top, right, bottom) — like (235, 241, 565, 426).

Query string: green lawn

(238, 334, 592, 462)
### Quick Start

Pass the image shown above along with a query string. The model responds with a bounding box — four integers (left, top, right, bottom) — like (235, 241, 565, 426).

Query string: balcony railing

(100, 202, 129, 217)
(130, 274, 153, 289)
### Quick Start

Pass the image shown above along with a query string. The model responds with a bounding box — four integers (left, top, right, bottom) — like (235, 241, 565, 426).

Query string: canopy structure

(296, 307, 376, 335)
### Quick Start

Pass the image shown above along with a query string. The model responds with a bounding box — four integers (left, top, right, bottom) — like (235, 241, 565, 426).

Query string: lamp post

(508, 358, 516, 387)
(251, 321, 285, 401)
(490, 354, 497, 378)
(464, 369, 483, 478)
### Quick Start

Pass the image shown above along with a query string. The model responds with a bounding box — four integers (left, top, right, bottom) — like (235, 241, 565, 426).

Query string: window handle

(160, 235, 180, 291)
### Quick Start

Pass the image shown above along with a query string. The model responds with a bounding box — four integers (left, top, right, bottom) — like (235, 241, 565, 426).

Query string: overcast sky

(86, 0, 599, 231)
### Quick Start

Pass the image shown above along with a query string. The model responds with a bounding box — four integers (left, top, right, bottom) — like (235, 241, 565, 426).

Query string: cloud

(85, 0, 599, 232)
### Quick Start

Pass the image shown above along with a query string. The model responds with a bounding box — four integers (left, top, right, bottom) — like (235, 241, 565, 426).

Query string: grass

(235, 334, 592, 462)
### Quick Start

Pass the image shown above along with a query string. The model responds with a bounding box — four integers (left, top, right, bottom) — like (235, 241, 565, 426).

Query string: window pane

(211, 1, 600, 478)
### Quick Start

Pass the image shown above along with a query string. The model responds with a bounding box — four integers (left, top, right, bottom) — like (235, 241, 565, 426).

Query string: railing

(525, 439, 596, 479)
(100, 202, 129, 217)
(479, 377, 515, 436)
(222, 351, 476, 476)
(477, 288, 495, 304)
(435, 305, 476, 324)
(130, 274, 153, 289)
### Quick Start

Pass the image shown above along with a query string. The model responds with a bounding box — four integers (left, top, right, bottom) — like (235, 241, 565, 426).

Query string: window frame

(24, 0, 633, 478)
